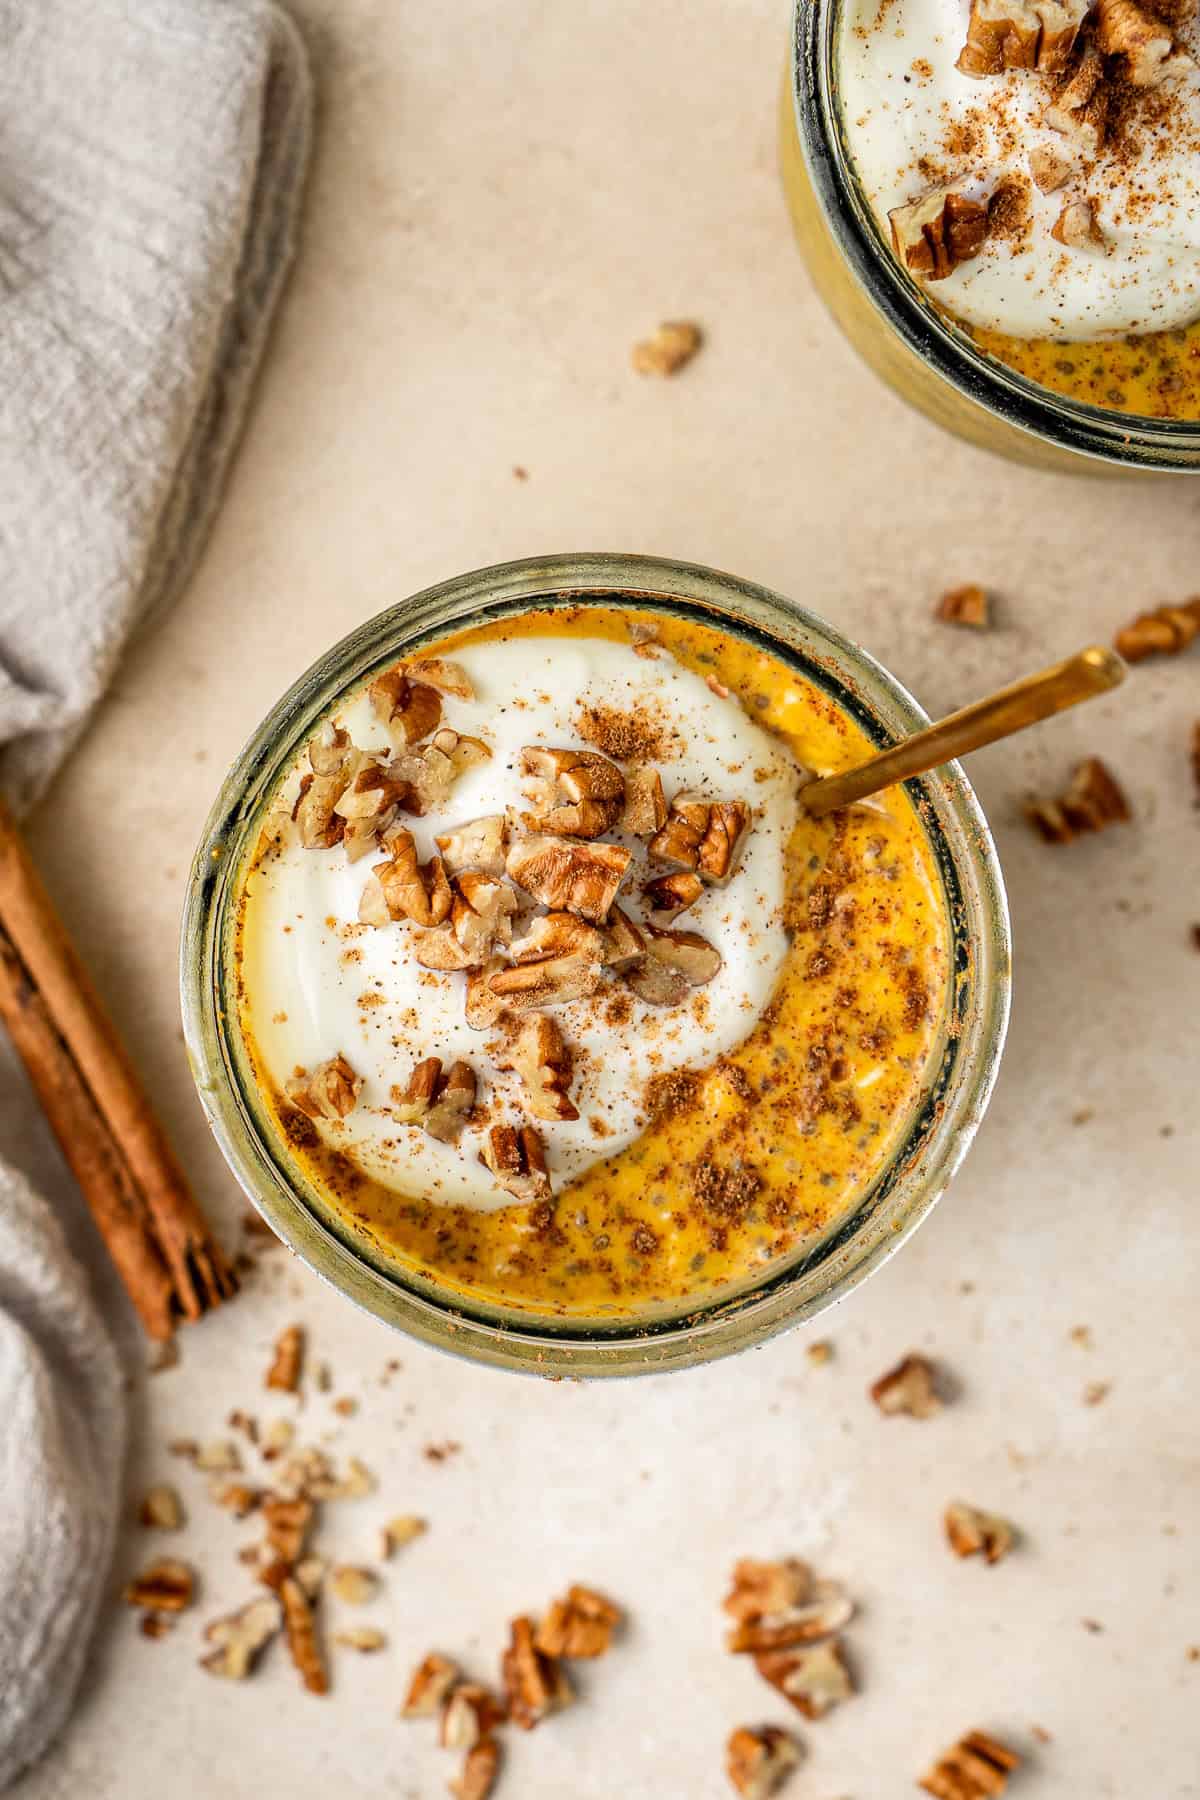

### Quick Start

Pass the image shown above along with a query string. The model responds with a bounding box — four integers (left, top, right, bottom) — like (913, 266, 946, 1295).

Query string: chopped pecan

(1028, 144, 1074, 192)
(402, 1651, 461, 1717)
(505, 832, 630, 922)
(754, 1640, 854, 1719)
(1114, 595, 1200, 662)
(534, 1585, 622, 1659)
(957, 0, 1088, 76)
(200, 1594, 283, 1679)
(124, 1559, 195, 1613)
(361, 829, 453, 928)
(333, 757, 411, 861)
(945, 1501, 1016, 1564)
(211, 1482, 263, 1519)
(502, 1615, 573, 1729)
(285, 1054, 362, 1121)
(294, 723, 357, 849)
(649, 794, 750, 884)
(495, 1013, 578, 1121)
(368, 667, 443, 745)
(380, 1514, 426, 1557)
(436, 814, 509, 877)
(1096, 0, 1193, 82)
(1025, 756, 1130, 843)
(465, 956, 509, 1029)
(870, 1353, 943, 1418)
(307, 1455, 375, 1501)
(403, 657, 475, 700)
(335, 1627, 387, 1652)
(625, 921, 722, 1006)
(389, 727, 492, 815)
(919, 1729, 1020, 1798)
(280, 1573, 328, 1695)
(726, 1581, 854, 1653)
(889, 188, 989, 281)
(723, 1559, 814, 1624)
(643, 869, 705, 922)
(480, 1125, 552, 1203)
(138, 1485, 184, 1531)
(631, 320, 703, 376)
(449, 1740, 502, 1800)
(440, 1683, 508, 1748)
(520, 746, 626, 837)
(265, 1322, 305, 1393)
(490, 912, 607, 1008)
(726, 1725, 801, 1798)
(935, 584, 991, 629)
(1044, 41, 1108, 153)
(262, 1495, 313, 1564)
(623, 765, 669, 836)
(392, 1057, 477, 1143)
(1050, 197, 1106, 251)
(330, 1565, 379, 1605)
(602, 904, 646, 967)
(194, 1439, 242, 1473)
(415, 872, 518, 971)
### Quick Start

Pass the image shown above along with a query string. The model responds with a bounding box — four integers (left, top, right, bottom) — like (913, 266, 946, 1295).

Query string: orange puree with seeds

(235, 606, 950, 1324)
(970, 320, 1200, 420)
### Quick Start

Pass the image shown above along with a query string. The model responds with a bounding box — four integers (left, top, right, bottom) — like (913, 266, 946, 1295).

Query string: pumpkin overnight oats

(231, 605, 951, 1325)
(841, 0, 1200, 418)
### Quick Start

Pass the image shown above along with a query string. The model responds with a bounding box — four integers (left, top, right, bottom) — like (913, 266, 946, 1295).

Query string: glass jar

(181, 553, 1011, 1378)
(781, 0, 1200, 475)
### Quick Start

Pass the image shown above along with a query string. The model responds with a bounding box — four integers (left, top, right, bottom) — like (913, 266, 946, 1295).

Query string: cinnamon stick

(0, 799, 236, 1335)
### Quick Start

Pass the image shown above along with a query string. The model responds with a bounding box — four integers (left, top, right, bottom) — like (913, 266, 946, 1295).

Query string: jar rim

(791, 0, 1200, 473)
(181, 551, 1012, 1378)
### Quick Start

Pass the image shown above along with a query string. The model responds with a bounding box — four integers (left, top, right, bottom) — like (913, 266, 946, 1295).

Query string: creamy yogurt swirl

(838, 0, 1200, 339)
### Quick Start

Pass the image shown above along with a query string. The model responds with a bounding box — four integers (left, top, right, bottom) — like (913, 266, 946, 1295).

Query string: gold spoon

(801, 645, 1126, 818)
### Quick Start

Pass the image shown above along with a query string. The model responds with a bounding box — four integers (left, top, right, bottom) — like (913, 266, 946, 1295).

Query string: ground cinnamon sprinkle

(575, 699, 682, 763)
(645, 1069, 704, 1121)
(693, 1157, 762, 1220)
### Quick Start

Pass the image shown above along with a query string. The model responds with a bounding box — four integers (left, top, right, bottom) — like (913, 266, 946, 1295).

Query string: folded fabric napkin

(0, 1, 311, 1785)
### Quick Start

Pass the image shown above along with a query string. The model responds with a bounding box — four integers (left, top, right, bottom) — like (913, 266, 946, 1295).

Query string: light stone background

(12, 2, 1200, 1796)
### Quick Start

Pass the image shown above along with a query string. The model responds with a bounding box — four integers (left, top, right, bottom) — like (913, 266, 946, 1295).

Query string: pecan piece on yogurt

(490, 912, 607, 1008)
(480, 1124, 552, 1203)
(520, 746, 626, 838)
(403, 657, 475, 700)
(1096, 0, 1194, 85)
(1028, 144, 1075, 192)
(285, 1054, 362, 1122)
(505, 832, 630, 922)
(495, 1013, 578, 1122)
(293, 724, 356, 849)
(368, 667, 443, 745)
(390, 728, 492, 815)
(1050, 197, 1107, 251)
(725, 1725, 801, 1798)
(649, 793, 750, 884)
(889, 187, 990, 280)
(435, 813, 509, 877)
(392, 1058, 477, 1144)
(1043, 41, 1108, 154)
(332, 757, 411, 861)
(360, 828, 453, 928)
(918, 1729, 1020, 1798)
(624, 921, 722, 1007)
(945, 1500, 1017, 1565)
(957, 0, 1089, 77)
(414, 872, 518, 971)
(643, 869, 705, 922)
(622, 765, 669, 836)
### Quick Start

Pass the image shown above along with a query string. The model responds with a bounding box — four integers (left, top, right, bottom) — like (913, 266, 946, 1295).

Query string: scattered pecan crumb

(200, 1594, 283, 1679)
(724, 1558, 853, 1654)
(138, 1485, 184, 1531)
(806, 1339, 833, 1366)
(194, 1439, 241, 1473)
(535, 1585, 622, 1659)
(335, 1626, 387, 1652)
(1082, 1617, 1104, 1633)
(631, 320, 703, 376)
(280, 1574, 328, 1695)
(140, 1613, 173, 1640)
(754, 1639, 854, 1719)
(440, 1683, 508, 1748)
(1025, 757, 1130, 843)
(380, 1514, 426, 1558)
(260, 1416, 295, 1461)
(332, 1396, 357, 1417)
(1083, 1380, 1112, 1406)
(330, 1565, 379, 1605)
(265, 1323, 306, 1393)
(1030, 1723, 1054, 1743)
(449, 1739, 502, 1800)
(212, 1482, 262, 1519)
(918, 1728, 1019, 1798)
(945, 1501, 1016, 1564)
(870, 1353, 944, 1419)
(1029, 143, 1074, 191)
(262, 1495, 313, 1564)
(502, 1615, 573, 1729)
(146, 1339, 180, 1375)
(167, 1437, 198, 1460)
(124, 1559, 195, 1613)
(726, 1724, 801, 1797)
(1114, 596, 1200, 662)
(935, 584, 991, 629)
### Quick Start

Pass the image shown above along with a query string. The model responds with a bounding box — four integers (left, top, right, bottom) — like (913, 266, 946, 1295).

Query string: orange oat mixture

(235, 607, 950, 1324)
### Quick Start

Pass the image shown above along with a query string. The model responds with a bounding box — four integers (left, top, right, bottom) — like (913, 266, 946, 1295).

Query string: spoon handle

(801, 645, 1126, 818)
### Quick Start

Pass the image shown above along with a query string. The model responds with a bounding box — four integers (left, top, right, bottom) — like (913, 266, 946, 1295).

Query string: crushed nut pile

(1024, 756, 1131, 843)
(272, 654, 755, 1206)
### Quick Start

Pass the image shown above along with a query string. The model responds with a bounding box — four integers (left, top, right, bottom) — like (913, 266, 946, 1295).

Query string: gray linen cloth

(0, 1, 311, 1785)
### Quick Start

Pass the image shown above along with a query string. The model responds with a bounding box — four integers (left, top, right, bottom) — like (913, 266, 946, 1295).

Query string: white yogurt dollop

(239, 634, 802, 1211)
(838, 0, 1200, 339)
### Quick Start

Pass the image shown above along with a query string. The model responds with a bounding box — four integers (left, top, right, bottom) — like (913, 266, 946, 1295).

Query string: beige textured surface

(13, 2, 1199, 1795)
